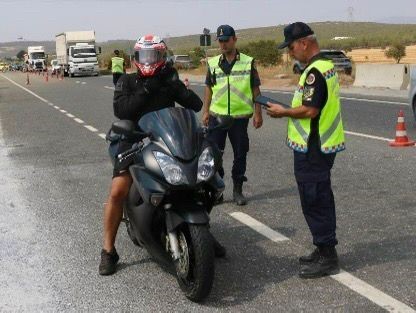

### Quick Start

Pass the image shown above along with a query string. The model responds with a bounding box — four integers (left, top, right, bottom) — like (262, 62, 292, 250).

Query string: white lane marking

(0, 74, 106, 141)
(341, 96, 409, 106)
(230, 212, 414, 312)
(0, 74, 49, 103)
(345, 130, 392, 142)
(76, 81, 80, 84)
(104, 86, 115, 90)
(84, 125, 98, 132)
(331, 271, 416, 313)
(81, 82, 86, 85)
(230, 212, 289, 242)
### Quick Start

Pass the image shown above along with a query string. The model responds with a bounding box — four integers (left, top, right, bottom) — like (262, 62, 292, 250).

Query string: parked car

(173, 54, 194, 69)
(293, 49, 353, 75)
(0, 62, 9, 72)
(50, 59, 61, 75)
(410, 66, 416, 121)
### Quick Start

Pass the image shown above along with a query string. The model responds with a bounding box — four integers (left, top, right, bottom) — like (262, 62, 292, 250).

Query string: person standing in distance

(111, 49, 125, 86)
(266, 22, 345, 278)
(202, 24, 263, 206)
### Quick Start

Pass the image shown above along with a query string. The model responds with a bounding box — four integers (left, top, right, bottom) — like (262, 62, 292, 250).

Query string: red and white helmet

(134, 35, 167, 77)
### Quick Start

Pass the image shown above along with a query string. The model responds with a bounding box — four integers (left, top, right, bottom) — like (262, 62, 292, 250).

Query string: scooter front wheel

(175, 224, 214, 302)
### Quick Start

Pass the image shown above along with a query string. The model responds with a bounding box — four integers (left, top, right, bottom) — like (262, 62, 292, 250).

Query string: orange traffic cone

(26, 72, 30, 85)
(389, 110, 415, 147)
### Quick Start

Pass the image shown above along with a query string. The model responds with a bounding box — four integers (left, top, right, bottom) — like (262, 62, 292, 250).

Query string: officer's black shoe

(99, 248, 120, 276)
(299, 246, 339, 279)
(299, 247, 320, 264)
(213, 194, 224, 206)
(233, 182, 247, 206)
(211, 235, 226, 258)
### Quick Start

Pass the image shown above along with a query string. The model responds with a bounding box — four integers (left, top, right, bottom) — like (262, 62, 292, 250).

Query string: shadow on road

(204, 225, 297, 308)
(340, 235, 416, 272)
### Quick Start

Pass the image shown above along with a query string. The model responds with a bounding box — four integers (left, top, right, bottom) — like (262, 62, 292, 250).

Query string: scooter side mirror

(111, 120, 135, 136)
(112, 120, 150, 141)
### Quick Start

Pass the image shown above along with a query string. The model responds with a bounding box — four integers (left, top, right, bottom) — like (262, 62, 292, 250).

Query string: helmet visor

(134, 49, 165, 65)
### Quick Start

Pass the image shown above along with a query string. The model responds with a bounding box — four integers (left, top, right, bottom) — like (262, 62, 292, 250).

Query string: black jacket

(113, 67, 202, 123)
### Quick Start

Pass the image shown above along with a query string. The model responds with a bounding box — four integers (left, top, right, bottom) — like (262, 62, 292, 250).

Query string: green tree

(240, 40, 282, 66)
(16, 50, 26, 60)
(385, 43, 406, 63)
(189, 46, 206, 67)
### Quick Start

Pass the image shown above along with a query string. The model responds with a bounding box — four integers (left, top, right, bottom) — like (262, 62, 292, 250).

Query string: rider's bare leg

(103, 172, 133, 252)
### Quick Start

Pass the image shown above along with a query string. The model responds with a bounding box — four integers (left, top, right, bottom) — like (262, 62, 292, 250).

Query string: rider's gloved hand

(163, 70, 187, 97)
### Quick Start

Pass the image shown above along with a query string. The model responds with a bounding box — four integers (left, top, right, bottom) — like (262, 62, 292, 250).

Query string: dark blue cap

(278, 22, 314, 49)
(216, 25, 235, 41)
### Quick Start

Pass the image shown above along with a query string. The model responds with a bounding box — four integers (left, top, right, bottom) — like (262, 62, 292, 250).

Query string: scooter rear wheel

(175, 224, 215, 302)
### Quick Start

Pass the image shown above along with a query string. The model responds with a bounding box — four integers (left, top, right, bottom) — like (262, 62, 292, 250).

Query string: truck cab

(67, 43, 99, 77)
(27, 46, 46, 71)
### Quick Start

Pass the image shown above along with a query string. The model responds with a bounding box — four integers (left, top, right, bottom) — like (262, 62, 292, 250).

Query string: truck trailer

(55, 30, 100, 77)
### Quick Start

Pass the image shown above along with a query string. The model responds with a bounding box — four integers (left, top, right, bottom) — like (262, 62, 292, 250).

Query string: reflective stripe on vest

(287, 59, 346, 154)
(112, 56, 124, 73)
(208, 53, 254, 117)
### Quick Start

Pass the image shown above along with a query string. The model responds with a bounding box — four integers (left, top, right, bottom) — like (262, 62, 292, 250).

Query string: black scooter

(111, 107, 232, 302)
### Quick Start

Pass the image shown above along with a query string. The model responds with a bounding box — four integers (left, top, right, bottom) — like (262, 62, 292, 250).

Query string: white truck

(26, 46, 47, 71)
(55, 30, 100, 77)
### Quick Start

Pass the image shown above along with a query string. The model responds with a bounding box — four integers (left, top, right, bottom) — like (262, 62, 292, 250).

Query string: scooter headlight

(153, 151, 188, 185)
(197, 147, 215, 182)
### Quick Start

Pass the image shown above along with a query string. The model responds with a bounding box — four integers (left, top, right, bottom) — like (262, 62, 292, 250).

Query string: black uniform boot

(299, 246, 339, 279)
(233, 181, 247, 206)
(299, 247, 320, 264)
(213, 194, 224, 206)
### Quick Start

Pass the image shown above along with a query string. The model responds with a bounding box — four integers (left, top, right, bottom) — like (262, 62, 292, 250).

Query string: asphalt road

(0, 72, 415, 312)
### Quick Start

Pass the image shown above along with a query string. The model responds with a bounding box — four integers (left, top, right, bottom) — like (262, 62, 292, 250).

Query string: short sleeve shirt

(294, 53, 334, 179)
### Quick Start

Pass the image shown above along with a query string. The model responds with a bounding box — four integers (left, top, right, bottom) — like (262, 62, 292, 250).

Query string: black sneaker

(99, 248, 120, 276)
(299, 248, 320, 264)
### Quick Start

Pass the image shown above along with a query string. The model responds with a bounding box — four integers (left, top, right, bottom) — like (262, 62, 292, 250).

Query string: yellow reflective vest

(287, 59, 345, 153)
(208, 53, 254, 118)
(111, 56, 124, 73)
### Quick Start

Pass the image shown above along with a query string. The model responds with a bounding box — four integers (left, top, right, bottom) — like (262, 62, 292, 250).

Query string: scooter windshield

(138, 107, 199, 160)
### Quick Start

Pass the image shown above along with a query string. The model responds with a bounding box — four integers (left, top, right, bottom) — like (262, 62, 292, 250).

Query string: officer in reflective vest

(266, 22, 345, 278)
(111, 49, 125, 86)
(202, 24, 263, 207)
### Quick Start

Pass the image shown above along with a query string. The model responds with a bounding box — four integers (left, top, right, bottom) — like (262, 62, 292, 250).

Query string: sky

(1, 0, 415, 42)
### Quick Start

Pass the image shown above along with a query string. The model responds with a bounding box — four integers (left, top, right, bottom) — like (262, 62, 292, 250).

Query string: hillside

(2, 22, 416, 59)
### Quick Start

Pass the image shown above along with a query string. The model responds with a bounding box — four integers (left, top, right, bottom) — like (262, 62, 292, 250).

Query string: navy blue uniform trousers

(208, 116, 249, 184)
(294, 150, 338, 247)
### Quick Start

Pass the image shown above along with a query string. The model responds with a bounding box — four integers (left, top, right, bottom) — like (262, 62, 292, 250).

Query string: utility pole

(200, 28, 211, 70)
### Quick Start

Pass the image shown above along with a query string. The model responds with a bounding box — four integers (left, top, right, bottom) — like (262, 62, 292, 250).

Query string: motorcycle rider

(100, 35, 225, 276)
